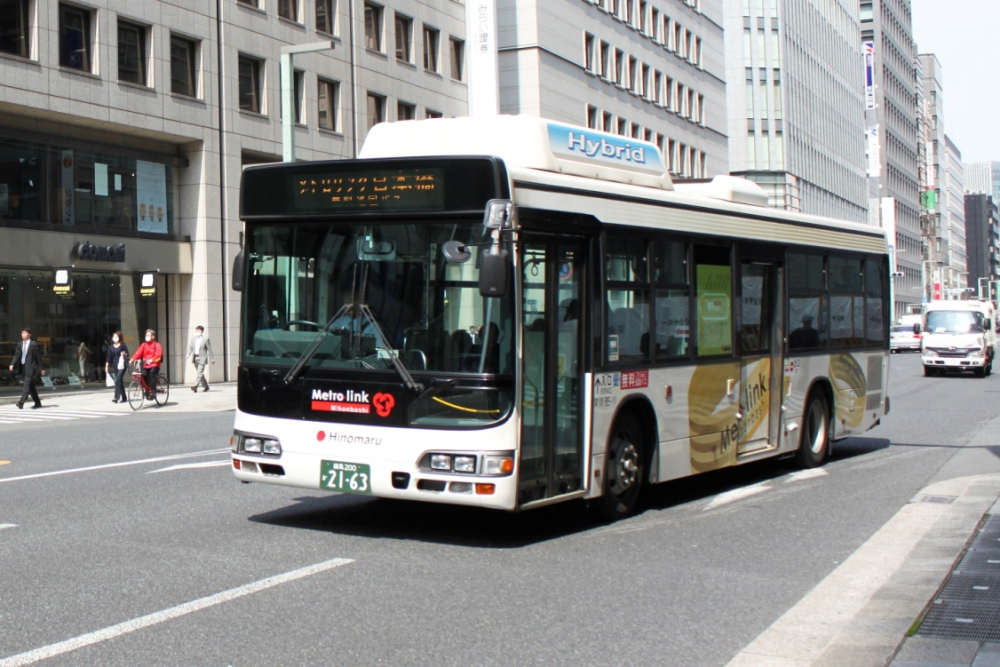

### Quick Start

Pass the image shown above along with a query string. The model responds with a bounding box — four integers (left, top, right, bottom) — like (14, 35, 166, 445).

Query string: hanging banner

(465, 0, 499, 116)
(136, 160, 168, 233)
(867, 125, 881, 178)
(61, 150, 75, 225)
(864, 42, 875, 109)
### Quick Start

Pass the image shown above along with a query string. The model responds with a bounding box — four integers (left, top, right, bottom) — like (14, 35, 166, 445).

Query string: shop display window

(0, 137, 174, 235)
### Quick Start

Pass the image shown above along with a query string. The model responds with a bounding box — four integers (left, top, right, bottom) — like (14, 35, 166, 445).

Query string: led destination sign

(293, 168, 445, 213)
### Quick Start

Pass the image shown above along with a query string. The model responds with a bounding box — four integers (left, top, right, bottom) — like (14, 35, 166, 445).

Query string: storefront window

(0, 269, 157, 386)
(0, 137, 174, 234)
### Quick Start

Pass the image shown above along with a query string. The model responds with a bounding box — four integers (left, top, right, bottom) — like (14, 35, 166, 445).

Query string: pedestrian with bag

(185, 325, 215, 392)
(104, 331, 130, 404)
(8, 327, 44, 410)
(132, 329, 163, 398)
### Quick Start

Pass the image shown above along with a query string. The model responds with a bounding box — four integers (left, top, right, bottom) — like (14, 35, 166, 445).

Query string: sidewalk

(0, 381, 237, 413)
(727, 473, 1000, 667)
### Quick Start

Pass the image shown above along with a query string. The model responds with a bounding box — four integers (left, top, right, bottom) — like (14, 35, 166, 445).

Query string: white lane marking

(0, 557, 354, 667)
(146, 460, 232, 474)
(786, 469, 829, 483)
(0, 524, 16, 530)
(0, 450, 229, 485)
(703, 481, 772, 511)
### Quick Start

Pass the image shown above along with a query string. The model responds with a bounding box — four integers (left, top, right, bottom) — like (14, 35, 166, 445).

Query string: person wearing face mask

(132, 329, 163, 398)
(104, 331, 130, 403)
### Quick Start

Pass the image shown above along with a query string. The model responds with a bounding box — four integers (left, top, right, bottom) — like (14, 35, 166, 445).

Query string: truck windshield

(242, 221, 514, 377)
(926, 310, 985, 334)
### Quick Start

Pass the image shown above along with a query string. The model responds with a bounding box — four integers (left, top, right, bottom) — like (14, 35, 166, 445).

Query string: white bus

(230, 116, 891, 517)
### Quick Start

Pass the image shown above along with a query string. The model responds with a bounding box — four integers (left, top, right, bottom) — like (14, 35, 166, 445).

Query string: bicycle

(127, 363, 169, 410)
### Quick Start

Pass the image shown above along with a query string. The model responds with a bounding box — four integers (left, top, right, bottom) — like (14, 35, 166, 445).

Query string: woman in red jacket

(132, 329, 163, 397)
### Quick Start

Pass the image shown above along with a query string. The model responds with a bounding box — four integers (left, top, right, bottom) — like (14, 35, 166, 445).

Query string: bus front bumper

(230, 451, 518, 511)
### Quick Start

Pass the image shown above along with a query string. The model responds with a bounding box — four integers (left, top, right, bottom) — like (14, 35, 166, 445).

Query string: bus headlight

(969, 348, 986, 358)
(483, 455, 514, 476)
(453, 456, 477, 473)
(922, 348, 938, 357)
(430, 454, 453, 471)
(235, 433, 282, 457)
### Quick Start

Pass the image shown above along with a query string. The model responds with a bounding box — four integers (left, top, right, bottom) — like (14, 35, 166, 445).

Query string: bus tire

(594, 412, 644, 520)
(795, 392, 830, 469)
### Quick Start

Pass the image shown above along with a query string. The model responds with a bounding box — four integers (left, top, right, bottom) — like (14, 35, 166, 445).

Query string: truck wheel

(923, 366, 933, 377)
(795, 393, 830, 468)
(593, 412, 644, 520)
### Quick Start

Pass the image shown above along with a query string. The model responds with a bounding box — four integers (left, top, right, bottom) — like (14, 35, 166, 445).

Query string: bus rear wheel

(594, 412, 644, 520)
(795, 393, 830, 468)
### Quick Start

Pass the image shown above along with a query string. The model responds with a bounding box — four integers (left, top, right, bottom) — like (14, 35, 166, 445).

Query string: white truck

(920, 300, 997, 377)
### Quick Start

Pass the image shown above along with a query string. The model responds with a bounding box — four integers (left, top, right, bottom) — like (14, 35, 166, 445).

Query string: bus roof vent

(360, 115, 674, 190)
(672, 175, 769, 207)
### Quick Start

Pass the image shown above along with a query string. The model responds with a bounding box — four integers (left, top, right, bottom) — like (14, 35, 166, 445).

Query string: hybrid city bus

(230, 115, 891, 517)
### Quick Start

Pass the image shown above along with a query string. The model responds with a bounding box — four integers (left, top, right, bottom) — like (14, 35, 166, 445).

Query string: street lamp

(281, 41, 336, 162)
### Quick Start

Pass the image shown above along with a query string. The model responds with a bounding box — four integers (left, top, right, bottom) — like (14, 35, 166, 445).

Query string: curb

(725, 473, 1000, 667)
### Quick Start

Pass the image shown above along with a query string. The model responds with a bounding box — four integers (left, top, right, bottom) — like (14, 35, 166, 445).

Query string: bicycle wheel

(127, 381, 144, 411)
(154, 375, 169, 406)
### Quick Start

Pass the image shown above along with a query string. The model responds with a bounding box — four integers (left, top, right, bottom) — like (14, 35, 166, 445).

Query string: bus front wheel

(594, 412, 645, 519)
(795, 393, 830, 468)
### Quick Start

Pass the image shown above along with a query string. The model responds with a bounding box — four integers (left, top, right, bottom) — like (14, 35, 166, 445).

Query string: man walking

(185, 326, 215, 392)
(8, 327, 44, 409)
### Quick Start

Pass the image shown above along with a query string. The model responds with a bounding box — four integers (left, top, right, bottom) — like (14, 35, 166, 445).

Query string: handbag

(106, 374, 115, 388)
(118, 355, 125, 370)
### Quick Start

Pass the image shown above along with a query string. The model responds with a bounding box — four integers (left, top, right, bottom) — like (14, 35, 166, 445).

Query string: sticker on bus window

(608, 335, 619, 362)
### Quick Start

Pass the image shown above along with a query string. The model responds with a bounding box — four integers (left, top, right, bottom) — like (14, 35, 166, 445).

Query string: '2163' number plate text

(320, 460, 371, 494)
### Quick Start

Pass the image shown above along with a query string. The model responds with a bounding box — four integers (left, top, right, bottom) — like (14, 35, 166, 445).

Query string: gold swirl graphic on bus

(830, 353, 866, 429)
(688, 362, 739, 473)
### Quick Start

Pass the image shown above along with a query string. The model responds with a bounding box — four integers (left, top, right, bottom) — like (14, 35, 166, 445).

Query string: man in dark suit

(8, 327, 44, 409)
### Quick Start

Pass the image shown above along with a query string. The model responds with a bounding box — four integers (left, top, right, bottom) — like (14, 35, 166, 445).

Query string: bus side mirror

(479, 250, 510, 298)
(232, 250, 245, 292)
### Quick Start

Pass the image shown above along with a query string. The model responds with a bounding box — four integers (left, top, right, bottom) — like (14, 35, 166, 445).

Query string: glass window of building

(293, 69, 304, 122)
(397, 101, 415, 120)
(450, 37, 463, 80)
(0, 137, 175, 234)
(317, 79, 339, 131)
(238, 55, 262, 113)
(0, 0, 30, 57)
(117, 20, 147, 85)
(170, 35, 197, 97)
(237, 0, 259, 6)
(423, 26, 439, 72)
(278, 0, 298, 22)
(366, 92, 385, 133)
(316, 0, 334, 34)
(60, 4, 91, 71)
(394, 13, 412, 62)
(364, 3, 382, 52)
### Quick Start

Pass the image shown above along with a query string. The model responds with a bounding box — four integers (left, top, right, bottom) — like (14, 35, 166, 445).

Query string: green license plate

(320, 460, 372, 494)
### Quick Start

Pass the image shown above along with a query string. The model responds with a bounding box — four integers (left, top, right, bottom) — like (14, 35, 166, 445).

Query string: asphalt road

(1, 352, 998, 667)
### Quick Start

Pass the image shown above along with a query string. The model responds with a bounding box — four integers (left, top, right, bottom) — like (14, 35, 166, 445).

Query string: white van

(921, 300, 997, 377)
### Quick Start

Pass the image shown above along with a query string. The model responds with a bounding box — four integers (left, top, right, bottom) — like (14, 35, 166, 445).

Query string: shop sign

(76, 241, 126, 262)
(140, 272, 157, 297)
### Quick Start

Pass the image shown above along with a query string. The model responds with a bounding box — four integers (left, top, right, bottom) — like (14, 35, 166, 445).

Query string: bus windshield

(926, 310, 985, 334)
(241, 221, 515, 379)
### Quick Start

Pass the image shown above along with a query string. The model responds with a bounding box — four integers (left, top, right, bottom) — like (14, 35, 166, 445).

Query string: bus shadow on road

(248, 437, 898, 547)
(248, 494, 601, 548)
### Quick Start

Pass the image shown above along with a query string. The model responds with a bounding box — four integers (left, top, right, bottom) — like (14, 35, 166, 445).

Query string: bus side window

(653, 238, 690, 359)
(693, 244, 732, 356)
(788, 251, 827, 351)
(606, 234, 650, 363)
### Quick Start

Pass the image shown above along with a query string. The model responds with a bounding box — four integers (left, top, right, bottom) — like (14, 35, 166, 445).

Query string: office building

(861, 0, 920, 315)
(966, 162, 1000, 202)
(723, 0, 868, 222)
(506, 0, 728, 178)
(964, 194, 1000, 295)
(0, 0, 468, 383)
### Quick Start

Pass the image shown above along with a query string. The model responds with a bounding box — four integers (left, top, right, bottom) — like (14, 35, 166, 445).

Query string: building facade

(500, 0, 728, 178)
(943, 135, 967, 294)
(723, 0, 868, 222)
(965, 161, 1000, 203)
(861, 0, 920, 316)
(963, 194, 1000, 296)
(0, 0, 469, 385)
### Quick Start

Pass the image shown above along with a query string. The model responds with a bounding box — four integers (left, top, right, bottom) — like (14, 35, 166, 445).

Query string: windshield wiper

(283, 302, 351, 385)
(284, 262, 424, 393)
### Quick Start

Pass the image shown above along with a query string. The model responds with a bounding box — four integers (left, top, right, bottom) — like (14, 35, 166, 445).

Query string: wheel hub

(612, 439, 639, 495)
